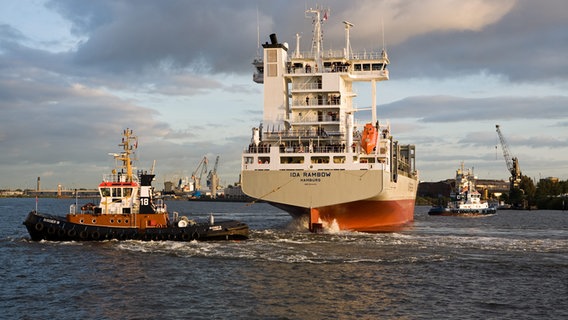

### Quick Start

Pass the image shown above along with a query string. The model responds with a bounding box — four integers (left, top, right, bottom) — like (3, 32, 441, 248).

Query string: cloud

(0, 23, 27, 43)
(391, 0, 568, 82)
(339, 0, 516, 45)
(1, 0, 567, 188)
(381, 95, 568, 122)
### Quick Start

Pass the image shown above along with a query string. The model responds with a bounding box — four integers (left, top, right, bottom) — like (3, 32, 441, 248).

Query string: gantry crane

(495, 124, 522, 190)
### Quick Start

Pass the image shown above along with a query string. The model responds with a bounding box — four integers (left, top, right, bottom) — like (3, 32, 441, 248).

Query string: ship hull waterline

(428, 207, 497, 216)
(271, 198, 416, 232)
(242, 169, 417, 232)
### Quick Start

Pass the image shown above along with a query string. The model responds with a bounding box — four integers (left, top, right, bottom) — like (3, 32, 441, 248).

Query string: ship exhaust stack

(269, 33, 278, 45)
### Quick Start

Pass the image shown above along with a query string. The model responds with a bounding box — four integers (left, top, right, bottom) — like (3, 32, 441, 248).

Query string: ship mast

(343, 20, 353, 59)
(117, 128, 137, 182)
(306, 7, 326, 71)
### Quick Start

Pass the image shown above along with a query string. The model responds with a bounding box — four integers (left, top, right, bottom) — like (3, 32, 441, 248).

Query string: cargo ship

(241, 7, 418, 232)
(24, 129, 249, 241)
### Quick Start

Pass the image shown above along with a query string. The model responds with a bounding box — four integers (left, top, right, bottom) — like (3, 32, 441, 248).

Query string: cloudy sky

(1, 0, 567, 191)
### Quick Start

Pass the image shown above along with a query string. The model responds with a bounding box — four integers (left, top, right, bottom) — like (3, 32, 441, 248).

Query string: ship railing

(291, 82, 321, 90)
(154, 198, 167, 213)
(260, 130, 343, 140)
(288, 64, 350, 74)
(242, 152, 389, 171)
(291, 49, 387, 61)
(245, 143, 389, 155)
(102, 173, 139, 183)
(244, 145, 345, 155)
(289, 114, 340, 123)
(292, 98, 341, 107)
(287, 64, 387, 76)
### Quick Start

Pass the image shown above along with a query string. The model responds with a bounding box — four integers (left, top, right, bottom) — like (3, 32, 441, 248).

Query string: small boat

(428, 162, 497, 216)
(23, 129, 249, 242)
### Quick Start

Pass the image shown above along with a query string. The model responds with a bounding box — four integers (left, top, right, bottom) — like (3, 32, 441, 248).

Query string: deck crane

(495, 124, 522, 190)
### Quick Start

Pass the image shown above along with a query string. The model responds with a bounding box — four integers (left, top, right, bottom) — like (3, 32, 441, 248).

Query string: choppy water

(1, 197, 567, 319)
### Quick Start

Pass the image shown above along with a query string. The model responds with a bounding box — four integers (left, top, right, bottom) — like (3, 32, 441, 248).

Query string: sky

(1, 0, 567, 191)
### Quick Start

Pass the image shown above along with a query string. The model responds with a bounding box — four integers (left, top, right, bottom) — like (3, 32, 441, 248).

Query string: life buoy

(68, 229, 77, 237)
(34, 222, 44, 231)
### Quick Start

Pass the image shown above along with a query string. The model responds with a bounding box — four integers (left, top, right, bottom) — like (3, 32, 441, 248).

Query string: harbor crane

(191, 156, 208, 192)
(495, 124, 522, 190)
(207, 156, 220, 198)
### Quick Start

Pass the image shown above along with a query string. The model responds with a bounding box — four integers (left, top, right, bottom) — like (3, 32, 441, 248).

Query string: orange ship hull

(273, 198, 416, 232)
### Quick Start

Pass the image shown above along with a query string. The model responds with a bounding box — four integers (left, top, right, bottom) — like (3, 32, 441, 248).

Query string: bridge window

(372, 63, 384, 70)
(311, 156, 330, 164)
(333, 156, 345, 163)
(258, 157, 270, 164)
(100, 188, 110, 197)
(281, 156, 304, 164)
(124, 188, 133, 197)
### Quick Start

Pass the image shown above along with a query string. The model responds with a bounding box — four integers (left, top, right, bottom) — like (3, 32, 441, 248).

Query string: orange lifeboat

(360, 123, 378, 154)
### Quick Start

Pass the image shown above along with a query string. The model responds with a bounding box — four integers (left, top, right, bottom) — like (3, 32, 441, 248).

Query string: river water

(1, 197, 567, 319)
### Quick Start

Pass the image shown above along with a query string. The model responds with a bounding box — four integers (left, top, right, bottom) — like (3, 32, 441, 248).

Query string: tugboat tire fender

(34, 222, 44, 231)
(79, 231, 89, 239)
(181, 233, 190, 241)
(68, 229, 77, 237)
(91, 231, 100, 240)
(57, 229, 66, 237)
(192, 232, 199, 240)
(47, 226, 56, 235)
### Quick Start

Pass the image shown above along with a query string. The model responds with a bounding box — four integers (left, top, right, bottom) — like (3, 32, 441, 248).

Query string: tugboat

(23, 129, 249, 241)
(428, 162, 497, 216)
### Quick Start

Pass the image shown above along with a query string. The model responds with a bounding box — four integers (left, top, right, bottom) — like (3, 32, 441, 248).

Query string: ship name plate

(290, 171, 332, 184)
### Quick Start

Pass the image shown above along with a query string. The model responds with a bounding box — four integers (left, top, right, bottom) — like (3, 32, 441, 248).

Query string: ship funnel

(269, 33, 279, 45)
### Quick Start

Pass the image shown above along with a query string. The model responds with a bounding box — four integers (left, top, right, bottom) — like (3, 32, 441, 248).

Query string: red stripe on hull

(318, 199, 415, 232)
(272, 199, 416, 232)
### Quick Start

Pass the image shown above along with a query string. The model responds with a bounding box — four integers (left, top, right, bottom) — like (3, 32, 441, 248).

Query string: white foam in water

(322, 219, 341, 234)
(285, 215, 309, 231)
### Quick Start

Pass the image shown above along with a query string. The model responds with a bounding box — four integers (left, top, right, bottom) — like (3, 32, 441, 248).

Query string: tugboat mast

(116, 128, 137, 182)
